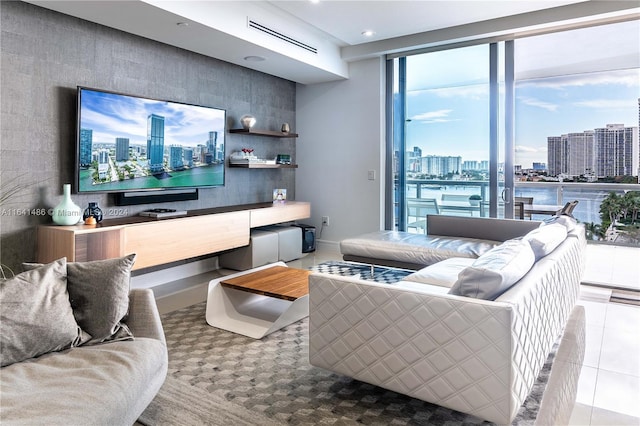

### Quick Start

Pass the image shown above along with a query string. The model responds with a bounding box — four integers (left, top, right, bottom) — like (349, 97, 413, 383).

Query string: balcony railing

(399, 179, 640, 246)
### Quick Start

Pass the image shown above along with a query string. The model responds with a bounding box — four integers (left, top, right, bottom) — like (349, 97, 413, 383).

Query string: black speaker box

(292, 223, 316, 253)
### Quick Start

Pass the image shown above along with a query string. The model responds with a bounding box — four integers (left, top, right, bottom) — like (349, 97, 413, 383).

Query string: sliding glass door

(390, 43, 511, 231)
(389, 18, 639, 242)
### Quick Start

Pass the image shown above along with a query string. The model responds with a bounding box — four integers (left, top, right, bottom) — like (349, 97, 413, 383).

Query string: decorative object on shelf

(83, 202, 103, 223)
(229, 150, 276, 165)
(138, 208, 187, 218)
(276, 154, 291, 165)
(273, 188, 287, 203)
(240, 115, 256, 130)
(281, 123, 290, 134)
(51, 184, 82, 225)
(84, 216, 97, 226)
(468, 194, 482, 206)
(229, 128, 298, 138)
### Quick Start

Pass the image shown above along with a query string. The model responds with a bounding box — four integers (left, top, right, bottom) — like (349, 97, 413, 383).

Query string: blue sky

(406, 69, 639, 168)
(80, 89, 226, 148)
(403, 20, 639, 169)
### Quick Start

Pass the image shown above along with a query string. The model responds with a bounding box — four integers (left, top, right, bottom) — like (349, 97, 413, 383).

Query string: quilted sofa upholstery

(309, 216, 585, 424)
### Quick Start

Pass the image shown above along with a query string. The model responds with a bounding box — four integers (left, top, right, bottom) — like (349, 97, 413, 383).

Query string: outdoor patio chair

(407, 198, 439, 233)
(515, 196, 534, 219)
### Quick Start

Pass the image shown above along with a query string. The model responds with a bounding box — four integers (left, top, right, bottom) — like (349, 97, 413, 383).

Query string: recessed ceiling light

(244, 55, 266, 62)
(176, 22, 189, 27)
(362, 30, 375, 37)
(309, 0, 320, 4)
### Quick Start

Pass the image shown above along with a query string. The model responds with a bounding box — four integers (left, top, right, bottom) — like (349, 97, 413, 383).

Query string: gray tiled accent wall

(0, 1, 296, 271)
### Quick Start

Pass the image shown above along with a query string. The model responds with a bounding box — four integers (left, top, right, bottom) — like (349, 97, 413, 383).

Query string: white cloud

(410, 109, 462, 124)
(518, 96, 558, 112)
(515, 145, 540, 153)
(411, 109, 451, 120)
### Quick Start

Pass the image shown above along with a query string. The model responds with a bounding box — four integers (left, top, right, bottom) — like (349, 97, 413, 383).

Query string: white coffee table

(205, 262, 311, 339)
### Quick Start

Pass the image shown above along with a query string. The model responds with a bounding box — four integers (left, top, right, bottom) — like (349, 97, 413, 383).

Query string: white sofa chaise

(309, 216, 585, 425)
(340, 215, 541, 270)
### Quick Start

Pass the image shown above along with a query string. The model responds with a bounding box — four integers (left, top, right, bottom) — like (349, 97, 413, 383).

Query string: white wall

(296, 58, 386, 248)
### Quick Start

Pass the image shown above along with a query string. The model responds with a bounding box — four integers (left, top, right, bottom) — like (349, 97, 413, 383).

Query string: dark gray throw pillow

(23, 254, 136, 345)
(0, 258, 85, 367)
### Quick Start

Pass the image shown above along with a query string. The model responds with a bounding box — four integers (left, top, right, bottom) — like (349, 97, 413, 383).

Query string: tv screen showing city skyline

(76, 87, 226, 193)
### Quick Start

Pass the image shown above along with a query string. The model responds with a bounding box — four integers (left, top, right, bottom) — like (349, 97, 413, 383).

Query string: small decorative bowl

(240, 115, 256, 130)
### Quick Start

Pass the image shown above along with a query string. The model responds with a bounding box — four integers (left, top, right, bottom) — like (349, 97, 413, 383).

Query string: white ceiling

(22, 0, 640, 84)
(268, 0, 585, 46)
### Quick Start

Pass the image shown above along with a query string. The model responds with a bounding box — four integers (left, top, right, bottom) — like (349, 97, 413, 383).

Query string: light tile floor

(571, 294, 640, 425)
(583, 244, 640, 291)
(293, 245, 640, 426)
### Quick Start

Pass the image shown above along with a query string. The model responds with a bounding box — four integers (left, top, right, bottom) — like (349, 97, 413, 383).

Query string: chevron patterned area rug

(145, 301, 560, 425)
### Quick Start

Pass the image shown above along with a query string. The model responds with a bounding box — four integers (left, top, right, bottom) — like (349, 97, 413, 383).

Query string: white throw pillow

(448, 239, 535, 300)
(523, 223, 567, 260)
(404, 257, 475, 288)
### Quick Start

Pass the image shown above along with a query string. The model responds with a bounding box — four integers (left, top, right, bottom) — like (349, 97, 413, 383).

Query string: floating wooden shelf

(229, 128, 298, 138)
(229, 163, 298, 169)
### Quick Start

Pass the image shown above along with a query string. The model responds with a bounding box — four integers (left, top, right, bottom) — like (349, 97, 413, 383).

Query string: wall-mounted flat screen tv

(76, 87, 225, 193)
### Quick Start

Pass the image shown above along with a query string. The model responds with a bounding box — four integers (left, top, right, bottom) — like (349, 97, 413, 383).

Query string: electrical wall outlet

(321, 216, 330, 226)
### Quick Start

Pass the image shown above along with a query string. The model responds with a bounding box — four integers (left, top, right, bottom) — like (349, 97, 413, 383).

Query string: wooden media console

(37, 201, 310, 270)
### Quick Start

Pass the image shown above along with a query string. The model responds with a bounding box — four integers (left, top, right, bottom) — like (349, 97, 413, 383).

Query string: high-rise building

(547, 136, 566, 176)
(595, 124, 635, 177)
(421, 155, 462, 177)
(147, 114, 165, 173)
(407, 146, 422, 172)
(170, 145, 184, 170)
(637, 98, 640, 180)
(79, 128, 92, 166)
(462, 160, 478, 170)
(567, 131, 595, 177)
(183, 148, 194, 168)
(548, 123, 638, 178)
(532, 162, 546, 171)
(196, 144, 207, 163)
(98, 149, 109, 180)
(208, 131, 217, 161)
(115, 137, 129, 162)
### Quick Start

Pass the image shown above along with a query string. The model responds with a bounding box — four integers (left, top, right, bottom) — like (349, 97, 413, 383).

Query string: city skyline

(403, 20, 639, 169)
(405, 69, 639, 169)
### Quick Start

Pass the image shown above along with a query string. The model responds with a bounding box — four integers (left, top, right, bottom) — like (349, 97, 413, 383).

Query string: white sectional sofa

(309, 215, 585, 424)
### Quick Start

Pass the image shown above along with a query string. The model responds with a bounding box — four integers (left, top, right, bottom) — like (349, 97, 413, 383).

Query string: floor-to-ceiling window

(513, 20, 640, 245)
(390, 42, 510, 229)
(388, 18, 640, 247)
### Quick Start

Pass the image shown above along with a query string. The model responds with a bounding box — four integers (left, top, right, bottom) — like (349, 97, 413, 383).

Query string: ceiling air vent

(248, 19, 318, 54)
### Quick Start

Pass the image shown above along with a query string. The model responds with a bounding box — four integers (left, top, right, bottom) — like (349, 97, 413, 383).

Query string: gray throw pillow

(23, 254, 136, 345)
(0, 258, 85, 367)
